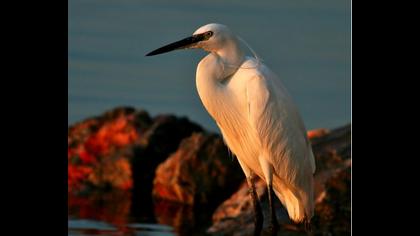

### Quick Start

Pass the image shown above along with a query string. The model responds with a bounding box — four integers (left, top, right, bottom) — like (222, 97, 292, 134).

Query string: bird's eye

(205, 31, 213, 38)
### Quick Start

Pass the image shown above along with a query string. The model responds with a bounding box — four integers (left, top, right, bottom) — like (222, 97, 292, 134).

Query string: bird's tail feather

(273, 188, 304, 222)
(273, 179, 313, 223)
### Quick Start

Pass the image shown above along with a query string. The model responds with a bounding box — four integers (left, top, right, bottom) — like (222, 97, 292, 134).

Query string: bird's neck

(215, 38, 245, 79)
(195, 39, 245, 121)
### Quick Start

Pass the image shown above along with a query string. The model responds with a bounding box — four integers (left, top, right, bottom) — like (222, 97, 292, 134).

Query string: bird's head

(146, 23, 235, 56)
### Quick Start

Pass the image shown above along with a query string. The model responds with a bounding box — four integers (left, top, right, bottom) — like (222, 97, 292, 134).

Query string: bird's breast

(196, 64, 248, 123)
(196, 61, 261, 167)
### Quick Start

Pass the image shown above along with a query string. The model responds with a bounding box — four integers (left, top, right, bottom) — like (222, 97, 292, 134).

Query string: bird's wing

(246, 73, 315, 184)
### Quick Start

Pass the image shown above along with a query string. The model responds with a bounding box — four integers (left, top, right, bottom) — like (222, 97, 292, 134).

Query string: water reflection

(68, 218, 176, 236)
(153, 199, 194, 235)
(68, 190, 209, 235)
(69, 190, 132, 227)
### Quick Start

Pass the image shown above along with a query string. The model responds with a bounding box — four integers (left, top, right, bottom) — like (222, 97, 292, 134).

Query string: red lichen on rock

(68, 108, 140, 193)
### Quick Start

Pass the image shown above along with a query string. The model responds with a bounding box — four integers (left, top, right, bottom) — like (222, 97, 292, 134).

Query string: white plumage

(146, 23, 316, 227)
(194, 24, 315, 223)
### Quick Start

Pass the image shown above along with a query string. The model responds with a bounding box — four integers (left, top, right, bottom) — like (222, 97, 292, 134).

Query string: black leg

(304, 217, 313, 235)
(248, 177, 263, 236)
(268, 185, 279, 236)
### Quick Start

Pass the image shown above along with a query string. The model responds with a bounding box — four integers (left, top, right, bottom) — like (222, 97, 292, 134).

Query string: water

(68, 220, 176, 236)
(68, 219, 176, 236)
(68, 190, 212, 235)
(68, 0, 351, 132)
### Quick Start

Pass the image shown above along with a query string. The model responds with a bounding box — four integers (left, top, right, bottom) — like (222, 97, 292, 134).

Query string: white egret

(146, 23, 315, 236)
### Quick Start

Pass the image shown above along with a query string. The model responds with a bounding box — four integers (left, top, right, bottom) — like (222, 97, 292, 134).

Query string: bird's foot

(269, 219, 280, 236)
(303, 218, 313, 235)
(253, 210, 263, 236)
(248, 182, 263, 236)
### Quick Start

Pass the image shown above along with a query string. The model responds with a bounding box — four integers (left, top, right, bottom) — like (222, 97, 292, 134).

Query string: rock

(210, 180, 266, 224)
(152, 132, 244, 207)
(68, 107, 203, 195)
(207, 124, 351, 236)
(208, 178, 288, 236)
(207, 178, 294, 236)
(68, 107, 148, 193)
(130, 114, 204, 210)
(312, 125, 351, 206)
(68, 107, 350, 235)
(312, 166, 351, 236)
(307, 128, 329, 139)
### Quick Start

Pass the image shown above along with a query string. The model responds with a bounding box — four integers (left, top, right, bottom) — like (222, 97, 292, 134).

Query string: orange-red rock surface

(68, 107, 202, 194)
(152, 133, 243, 206)
(68, 107, 351, 235)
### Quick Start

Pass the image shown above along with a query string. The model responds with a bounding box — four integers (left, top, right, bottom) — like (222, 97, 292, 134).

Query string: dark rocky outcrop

(152, 132, 243, 206)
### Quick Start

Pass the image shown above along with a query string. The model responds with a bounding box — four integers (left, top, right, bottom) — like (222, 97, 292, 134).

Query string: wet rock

(130, 114, 204, 207)
(68, 107, 203, 195)
(68, 107, 350, 235)
(210, 180, 266, 224)
(207, 178, 294, 236)
(307, 128, 329, 139)
(312, 166, 351, 236)
(132, 114, 204, 181)
(152, 132, 244, 207)
(207, 124, 351, 236)
(68, 107, 148, 193)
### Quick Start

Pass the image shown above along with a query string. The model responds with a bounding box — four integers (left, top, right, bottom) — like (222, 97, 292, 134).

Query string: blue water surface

(69, 0, 351, 132)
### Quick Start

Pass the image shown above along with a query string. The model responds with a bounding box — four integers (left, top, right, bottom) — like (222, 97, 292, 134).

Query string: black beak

(146, 34, 206, 56)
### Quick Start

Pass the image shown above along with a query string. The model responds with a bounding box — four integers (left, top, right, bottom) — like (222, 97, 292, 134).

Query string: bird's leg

(268, 184, 280, 236)
(247, 175, 263, 236)
(259, 155, 279, 236)
(304, 217, 313, 235)
(236, 158, 263, 236)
